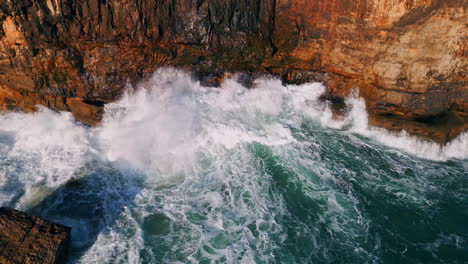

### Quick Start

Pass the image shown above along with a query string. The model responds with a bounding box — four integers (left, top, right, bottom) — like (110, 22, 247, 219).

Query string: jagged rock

(0, 0, 466, 141)
(0, 207, 70, 264)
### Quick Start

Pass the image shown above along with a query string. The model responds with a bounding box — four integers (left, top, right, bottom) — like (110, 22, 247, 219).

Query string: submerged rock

(0, 207, 70, 264)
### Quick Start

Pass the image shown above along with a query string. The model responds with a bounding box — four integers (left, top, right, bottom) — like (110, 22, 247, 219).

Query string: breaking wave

(0, 68, 466, 263)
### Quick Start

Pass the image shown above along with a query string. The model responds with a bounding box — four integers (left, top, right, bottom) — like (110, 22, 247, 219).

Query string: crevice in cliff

(269, 0, 278, 56)
(371, 83, 425, 95)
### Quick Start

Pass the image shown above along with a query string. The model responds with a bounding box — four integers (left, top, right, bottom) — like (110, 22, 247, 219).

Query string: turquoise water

(0, 69, 467, 263)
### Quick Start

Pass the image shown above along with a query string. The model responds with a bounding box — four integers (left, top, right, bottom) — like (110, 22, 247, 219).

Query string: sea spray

(0, 68, 466, 263)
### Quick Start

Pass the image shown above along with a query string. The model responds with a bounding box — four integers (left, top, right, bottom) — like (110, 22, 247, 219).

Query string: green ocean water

(0, 69, 466, 263)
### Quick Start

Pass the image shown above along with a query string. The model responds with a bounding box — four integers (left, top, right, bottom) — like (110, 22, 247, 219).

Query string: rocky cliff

(0, 207, 70, 264)
(0, 0, 466, 142)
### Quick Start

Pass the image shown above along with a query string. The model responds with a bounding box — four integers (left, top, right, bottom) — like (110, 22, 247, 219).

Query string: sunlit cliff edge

(0, 0, 466, 143)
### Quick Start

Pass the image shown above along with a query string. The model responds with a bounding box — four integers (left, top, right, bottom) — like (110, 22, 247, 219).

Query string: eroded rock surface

(0, 0, 466, 141)
(0, 207, 70, 264)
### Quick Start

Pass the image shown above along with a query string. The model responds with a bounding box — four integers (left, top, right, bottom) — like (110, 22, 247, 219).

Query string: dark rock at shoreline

(0, 207, 70, 264)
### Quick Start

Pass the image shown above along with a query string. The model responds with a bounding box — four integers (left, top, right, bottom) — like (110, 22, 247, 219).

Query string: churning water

(0, 69, 467, 263)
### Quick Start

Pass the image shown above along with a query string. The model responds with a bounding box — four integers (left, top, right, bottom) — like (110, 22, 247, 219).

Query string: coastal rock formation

(0, 0, 466, 141)
(0, 207, 70, 264)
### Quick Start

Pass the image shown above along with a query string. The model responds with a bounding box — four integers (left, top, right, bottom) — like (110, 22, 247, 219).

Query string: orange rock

(0, 207, 70, 264)
(66, 98, 104, 126)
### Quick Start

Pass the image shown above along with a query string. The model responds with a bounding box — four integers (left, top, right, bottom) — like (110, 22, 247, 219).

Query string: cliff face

(0, 0, 466, 141)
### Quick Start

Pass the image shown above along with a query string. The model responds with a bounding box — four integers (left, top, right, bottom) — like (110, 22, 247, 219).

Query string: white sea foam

(0, 108, 95, 209)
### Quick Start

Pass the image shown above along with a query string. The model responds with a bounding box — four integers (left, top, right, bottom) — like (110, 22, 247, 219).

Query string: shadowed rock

(0, 207, 70, 264)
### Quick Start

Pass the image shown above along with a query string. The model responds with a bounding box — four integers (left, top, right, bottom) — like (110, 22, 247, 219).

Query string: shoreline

(1, 69, 466, 145)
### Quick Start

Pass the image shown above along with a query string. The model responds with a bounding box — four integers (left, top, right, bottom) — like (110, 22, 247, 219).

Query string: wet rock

(0, 207, 70, 264)
(0, 85, 103, 126)
(368, 111, 468, 145)
(66, 98, 104, 126)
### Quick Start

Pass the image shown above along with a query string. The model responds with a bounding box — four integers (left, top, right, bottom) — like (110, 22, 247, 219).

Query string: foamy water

(0, 69, 466, 263)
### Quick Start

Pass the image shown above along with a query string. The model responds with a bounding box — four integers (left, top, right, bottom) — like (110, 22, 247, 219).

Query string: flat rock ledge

(0, 207, 70, 264)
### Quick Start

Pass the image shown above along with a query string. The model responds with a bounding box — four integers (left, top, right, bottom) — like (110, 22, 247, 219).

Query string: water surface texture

(0, 69, 467, 263)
